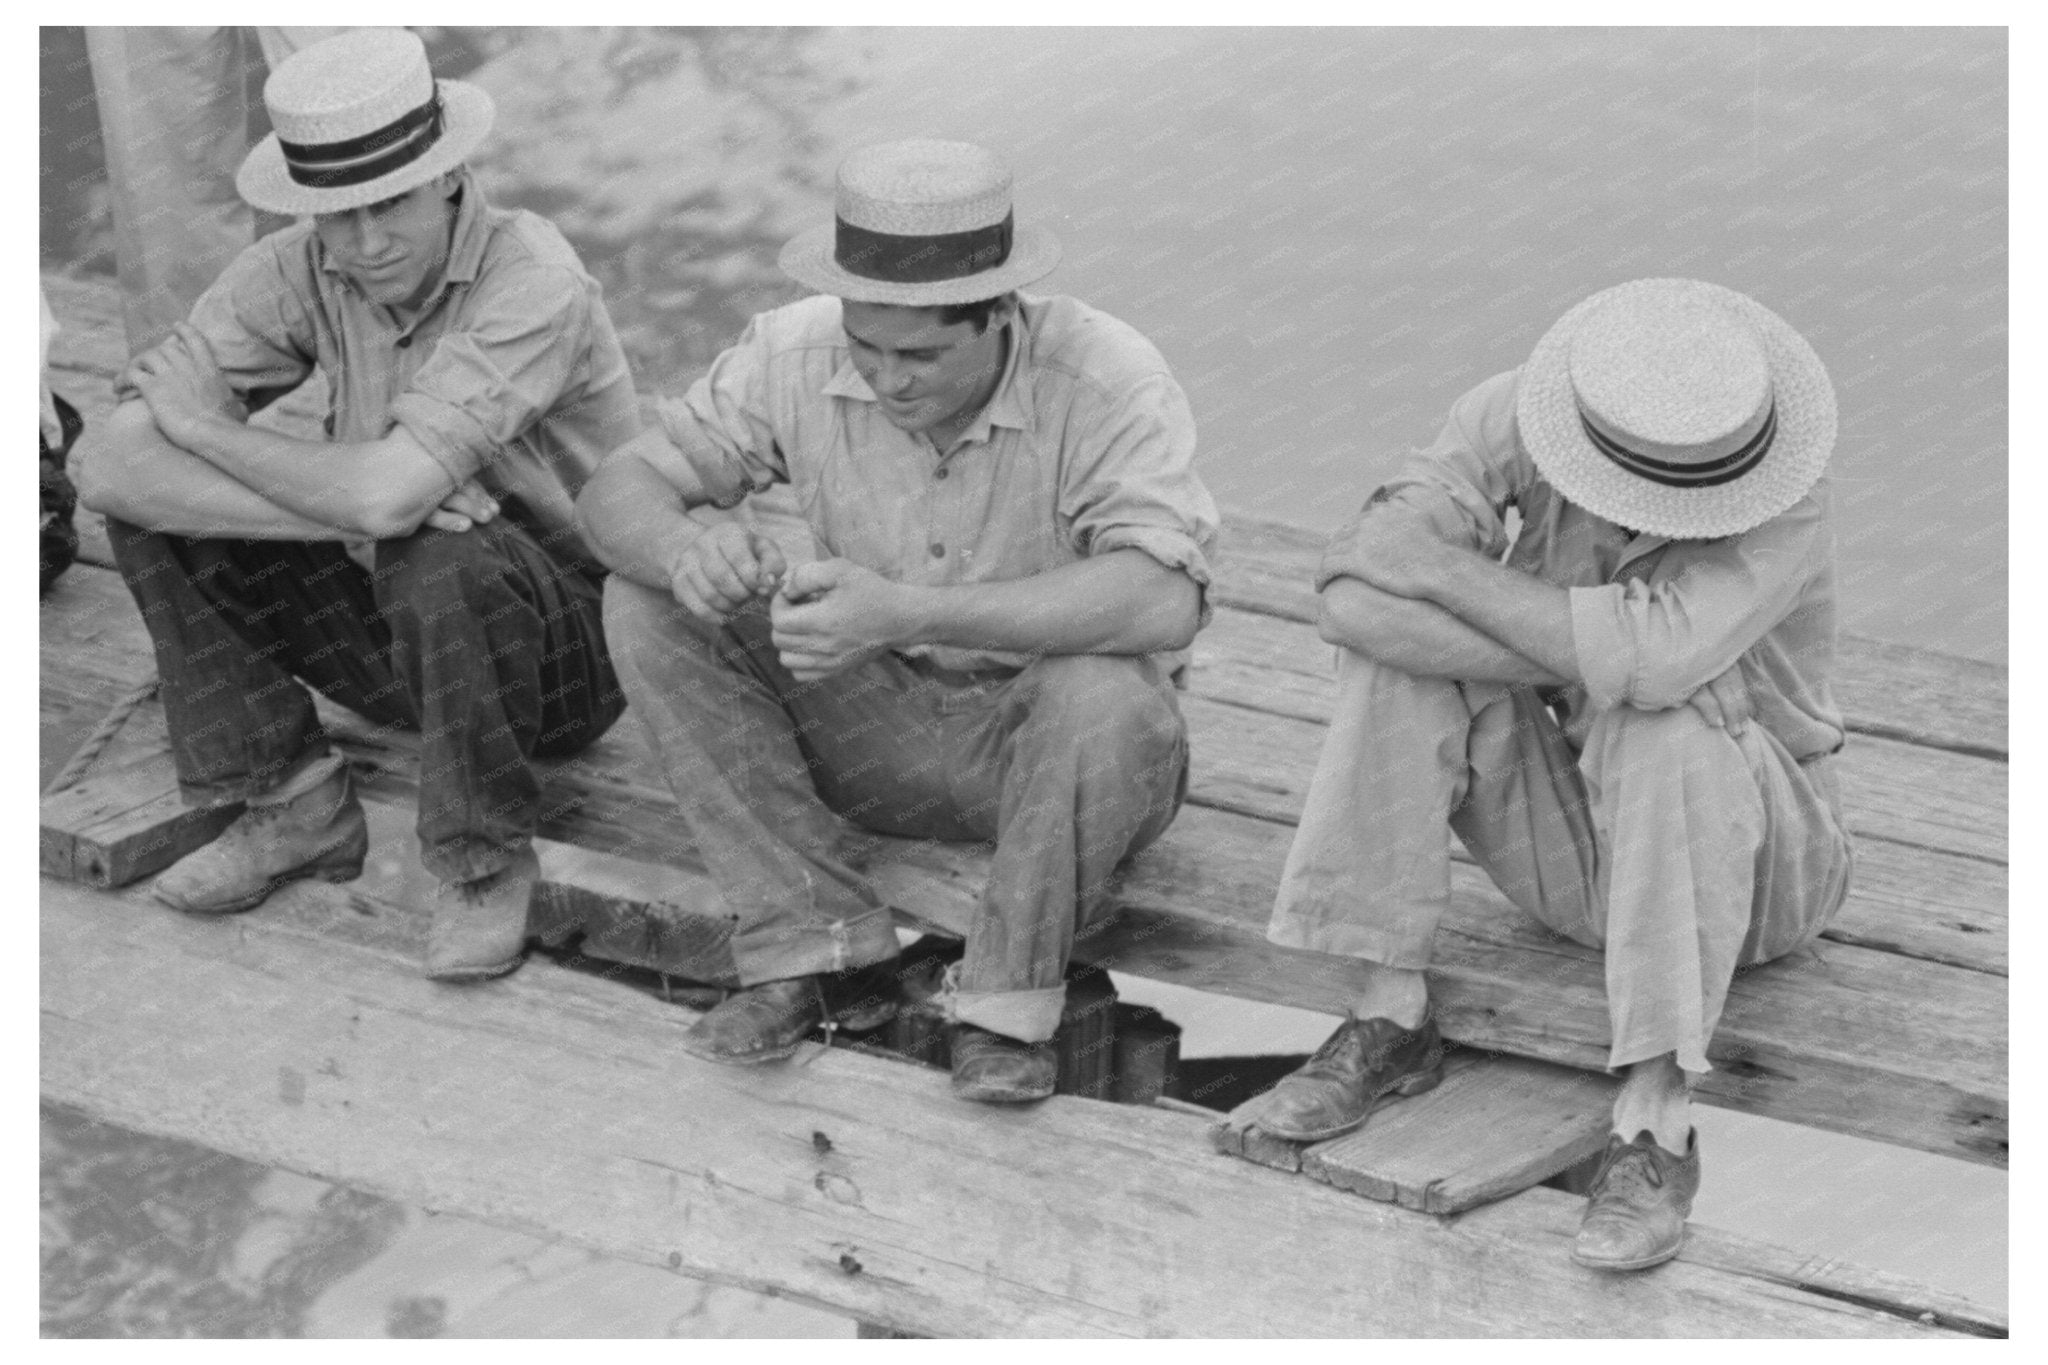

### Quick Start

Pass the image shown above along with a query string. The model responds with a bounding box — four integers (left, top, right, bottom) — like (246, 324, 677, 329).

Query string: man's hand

(1684, 658, 1753, 737)
(127, 324, 244, 450)
(1321, 507, 1465, 602)
(665, 522, 789, 623)
(769, 558, 907, 682)
(424, 479, 499, 534)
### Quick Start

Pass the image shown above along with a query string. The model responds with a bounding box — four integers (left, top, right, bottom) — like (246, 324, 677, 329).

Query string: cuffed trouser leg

(601, 579, 901, 986)
(373, 521, 622, 883)
(949, 655, 1188, 1044)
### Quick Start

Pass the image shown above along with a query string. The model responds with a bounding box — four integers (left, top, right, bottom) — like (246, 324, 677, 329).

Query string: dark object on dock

(41, 392, 82, 595)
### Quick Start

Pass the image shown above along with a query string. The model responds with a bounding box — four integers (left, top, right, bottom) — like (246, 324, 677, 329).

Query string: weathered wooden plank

(39, 875, 1995, 1338)
(1300, 1055, 1615, 1214)
(39, 750, 241, 889)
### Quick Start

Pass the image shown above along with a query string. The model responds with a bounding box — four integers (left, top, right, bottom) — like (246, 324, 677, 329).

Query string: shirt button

(396, 335, 413, 349)
(934, 466, 949, 480)
(929, 542, 945, 558)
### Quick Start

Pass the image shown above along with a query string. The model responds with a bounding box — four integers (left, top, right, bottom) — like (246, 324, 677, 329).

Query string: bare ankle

(1350, 965, 1428, 1030)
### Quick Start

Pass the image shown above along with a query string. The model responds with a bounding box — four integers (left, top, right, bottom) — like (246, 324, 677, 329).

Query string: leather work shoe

(1572, 1129, 1701, 1271)
(949, 1024, 1057, 1103)
(424, 845, 540, 983)
(152, 757, 367, 915)
(1243, 1011, 1445, 1142)
(681, 958, 902, 1064)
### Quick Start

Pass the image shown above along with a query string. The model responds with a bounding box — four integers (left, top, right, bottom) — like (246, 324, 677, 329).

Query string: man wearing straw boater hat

(74, 29, 636, 980)
(579, 139, 1218, 1102)
(1247, 279, 1853, 1271)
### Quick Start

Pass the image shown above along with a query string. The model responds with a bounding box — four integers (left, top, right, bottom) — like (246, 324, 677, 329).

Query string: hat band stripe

(1579, 404, 1778, 488)
(834, 212, 1013, 285)
(279, 91, 444, 190)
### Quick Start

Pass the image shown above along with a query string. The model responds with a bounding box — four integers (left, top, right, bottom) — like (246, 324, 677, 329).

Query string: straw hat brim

(778, 222, 1061, 306)
(1516, 278, 1837, 540)
(235, 80, 494, 217)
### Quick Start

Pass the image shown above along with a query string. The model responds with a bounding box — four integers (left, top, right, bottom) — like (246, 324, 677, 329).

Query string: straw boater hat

(1516, 278, 1837, 540)
(235, 28, 494, 217)
(779, 140, 1062, 306)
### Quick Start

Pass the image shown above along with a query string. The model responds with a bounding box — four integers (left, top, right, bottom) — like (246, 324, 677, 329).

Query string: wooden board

(40, 750, 240, 888)
(1207, 1049, 1617, 1215)
(39, 873, 2001, 1338)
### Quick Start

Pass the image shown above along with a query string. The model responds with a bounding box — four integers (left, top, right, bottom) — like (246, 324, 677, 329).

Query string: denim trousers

(604, 577, 1190, 1043)
(105, 515, 624, 882)
(1269, 649, 1854, 1074)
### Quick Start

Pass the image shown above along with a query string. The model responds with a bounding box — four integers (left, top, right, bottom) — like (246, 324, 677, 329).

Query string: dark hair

(934, 292, 1015, 334)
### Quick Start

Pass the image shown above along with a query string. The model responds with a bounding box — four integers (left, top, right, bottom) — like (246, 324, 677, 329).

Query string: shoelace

(1590, 1143, 1666, 1208)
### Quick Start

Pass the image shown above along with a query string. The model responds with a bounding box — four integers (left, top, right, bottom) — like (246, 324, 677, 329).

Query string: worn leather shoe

(152, 756, 367, 915)
(1243, 1011, 1445, 1141)
(425, 844, 540, 982)
(1572, 1129, 1701, 1271)
(950, 1024, 1057, 1103)
(682, 959, 902, 1064)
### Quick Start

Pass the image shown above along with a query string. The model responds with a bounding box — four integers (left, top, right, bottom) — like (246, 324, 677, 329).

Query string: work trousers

(1269, 650, 1854, 1073)
(605, 577, 1190, 1043)
(105, 515, 623, 883)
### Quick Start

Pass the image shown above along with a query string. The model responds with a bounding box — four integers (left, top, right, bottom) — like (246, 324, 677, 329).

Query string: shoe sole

(1570, 1235, 1686, 1272)
(951, 1078, 1056, 1104)
(1253, 1062, 1445, 1143)
(424, 955, 524, 985)
(154, 854, 366, 917)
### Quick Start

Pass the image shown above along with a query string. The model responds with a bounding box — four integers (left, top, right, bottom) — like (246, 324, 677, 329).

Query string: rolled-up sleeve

(1316, 370, 1519, 591)
(643, 311, 792, 508)
(176, 237, 320, 405)
(388, 263, 593, 486)
(1059, 369, 1220, 611)
(1570, 493, 1830, 711)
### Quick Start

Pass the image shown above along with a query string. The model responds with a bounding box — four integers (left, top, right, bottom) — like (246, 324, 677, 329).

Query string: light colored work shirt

(645, 291, 1221, 672)
(1324, 368, 1845, 762)
(180, 171, 640, 574)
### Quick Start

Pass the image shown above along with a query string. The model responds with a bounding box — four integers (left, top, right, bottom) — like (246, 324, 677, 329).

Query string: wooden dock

(40, 271, 2007, 1337)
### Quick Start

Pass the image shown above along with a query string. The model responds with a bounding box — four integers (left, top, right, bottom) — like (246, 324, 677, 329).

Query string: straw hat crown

(779, 139, 1061, 306)
(235, 28, 494, 216)
(1516, 278, 1836, 540)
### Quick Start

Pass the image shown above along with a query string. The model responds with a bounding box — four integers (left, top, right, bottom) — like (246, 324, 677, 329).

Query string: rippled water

(39, 25, 2007, 1336)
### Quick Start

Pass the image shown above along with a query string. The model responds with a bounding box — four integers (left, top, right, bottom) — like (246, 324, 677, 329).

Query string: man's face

(313, 176, 459, 312)
(841, 300, 1007, 438)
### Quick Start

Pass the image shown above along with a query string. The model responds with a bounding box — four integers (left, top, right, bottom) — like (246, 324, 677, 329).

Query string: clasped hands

(666, 522, 905, 682)
(126, 322, 495, 537)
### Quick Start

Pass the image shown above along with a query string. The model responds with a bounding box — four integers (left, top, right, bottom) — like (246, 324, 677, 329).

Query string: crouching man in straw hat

(1247, 279, 1852, 1270)
(74, 29, 637, 980)
(577, 140, 1219, 1102)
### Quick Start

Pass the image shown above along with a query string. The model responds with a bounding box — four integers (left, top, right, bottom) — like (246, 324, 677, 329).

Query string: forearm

(74, 404, 349, 541)
(174, 412, 425, 538)
(1319, 577, 1566, 685)
(894, 551, 1201, 656)
(576, 442, 717, 591)
(1417, 550, 1585, 684)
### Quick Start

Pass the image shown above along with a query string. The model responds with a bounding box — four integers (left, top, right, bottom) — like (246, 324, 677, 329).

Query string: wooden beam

(39, 875, 2001, 1338)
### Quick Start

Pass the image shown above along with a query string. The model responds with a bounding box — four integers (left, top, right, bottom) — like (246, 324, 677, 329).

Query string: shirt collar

(821, 302, 1039, 443)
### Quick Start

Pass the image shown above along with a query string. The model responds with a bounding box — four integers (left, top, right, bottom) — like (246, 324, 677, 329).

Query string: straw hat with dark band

(235, 28, 494, 217)
(779, 140, 1061, 306)
(1516, 278, 1837, 540)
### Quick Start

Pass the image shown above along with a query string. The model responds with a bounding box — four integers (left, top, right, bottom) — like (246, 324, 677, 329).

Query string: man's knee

(373, 525, 506, 606)
(1587, 702, 1754, 792)
(1017, 654, 1181, 757)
